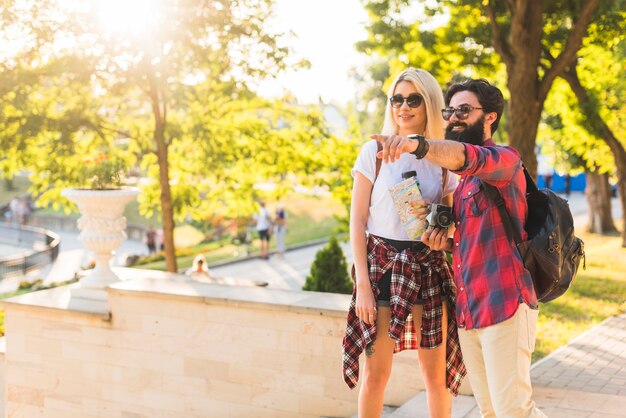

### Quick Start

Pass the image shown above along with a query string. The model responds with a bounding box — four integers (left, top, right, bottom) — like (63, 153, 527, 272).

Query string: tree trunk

(504, 1, 543, 178)
(585, 169, 616, 234)
(3, 178, 15, 191)
(149, 75, 178, 272)
(562, 67, 626, 247)
(617, 180, 626, 247)
(155, 123, 177, 272)
(484, 0, 601, 179)
(507, 75, 543, 178)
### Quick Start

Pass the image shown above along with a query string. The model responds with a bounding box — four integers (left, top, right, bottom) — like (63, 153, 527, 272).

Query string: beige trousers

(458, 303, 547, 418)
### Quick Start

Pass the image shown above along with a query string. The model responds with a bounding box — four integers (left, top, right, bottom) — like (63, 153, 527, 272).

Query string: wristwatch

(407, 134, 429, 159)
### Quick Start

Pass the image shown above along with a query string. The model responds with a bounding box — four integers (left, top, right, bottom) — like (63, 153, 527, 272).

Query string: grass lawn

(0, 176, 31, 205)
(133, 192, 345, 271)
(533, 225, 626, 362)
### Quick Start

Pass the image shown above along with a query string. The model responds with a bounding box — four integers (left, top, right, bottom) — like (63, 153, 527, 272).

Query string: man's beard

(445, 116, 486, 146)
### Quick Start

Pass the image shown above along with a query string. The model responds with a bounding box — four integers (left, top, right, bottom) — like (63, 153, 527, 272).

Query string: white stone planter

(61, 187, 140, 302)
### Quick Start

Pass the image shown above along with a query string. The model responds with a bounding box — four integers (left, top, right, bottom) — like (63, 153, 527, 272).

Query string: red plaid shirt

(451, 139, 538, 330)
(342, 235, 466, 395)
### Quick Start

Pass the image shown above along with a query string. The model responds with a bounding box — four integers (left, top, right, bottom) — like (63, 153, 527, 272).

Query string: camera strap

(440, 168, 448, 203)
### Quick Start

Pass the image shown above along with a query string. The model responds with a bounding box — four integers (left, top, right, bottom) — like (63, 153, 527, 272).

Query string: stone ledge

(0, 268, 352, 319)
(0, 283, 110, 318)
(108, 278, 352, 318)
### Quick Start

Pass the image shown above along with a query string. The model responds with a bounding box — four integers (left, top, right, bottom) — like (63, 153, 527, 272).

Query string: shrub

(303, 236, 353, 294)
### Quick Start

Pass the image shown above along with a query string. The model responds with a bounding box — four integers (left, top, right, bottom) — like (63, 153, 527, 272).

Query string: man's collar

(483, 138, 495, 146)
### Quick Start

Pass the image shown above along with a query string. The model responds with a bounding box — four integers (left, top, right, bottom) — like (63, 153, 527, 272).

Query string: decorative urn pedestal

(61, 187, 140, 306)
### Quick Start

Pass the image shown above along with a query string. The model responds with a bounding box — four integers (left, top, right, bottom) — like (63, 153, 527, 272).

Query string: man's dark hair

(445, 79, 504, 134)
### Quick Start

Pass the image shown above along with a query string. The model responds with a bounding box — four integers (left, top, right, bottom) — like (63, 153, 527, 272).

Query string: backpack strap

(374, 141, 383, 181)
(480, 184, 523, 247)
(366, 141, 384, 208)
(480, 163, 534, 246)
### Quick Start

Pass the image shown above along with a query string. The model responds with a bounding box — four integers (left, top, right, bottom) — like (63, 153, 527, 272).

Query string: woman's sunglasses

(389, 93, 424, 109)
(441, 105, 484, 121)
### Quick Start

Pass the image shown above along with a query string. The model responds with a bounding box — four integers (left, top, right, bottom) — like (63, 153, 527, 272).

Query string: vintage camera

(425, 204, 453, 229)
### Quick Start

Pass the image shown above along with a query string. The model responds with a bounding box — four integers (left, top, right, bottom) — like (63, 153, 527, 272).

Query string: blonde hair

(381, 68, 445, 139)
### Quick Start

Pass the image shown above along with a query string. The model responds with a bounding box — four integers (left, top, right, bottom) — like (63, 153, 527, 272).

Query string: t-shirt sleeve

(352, 140, 378, 183)
(444, 170, 459, 197)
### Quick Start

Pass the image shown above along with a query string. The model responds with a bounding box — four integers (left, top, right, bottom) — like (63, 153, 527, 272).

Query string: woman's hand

(421, 227, 452, 251)
(409, 199, 429, 219)
(355, 283, 377, 325)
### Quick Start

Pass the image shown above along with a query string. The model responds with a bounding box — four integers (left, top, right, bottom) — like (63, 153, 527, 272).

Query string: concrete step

(386, 391, 479, 418)
(348, 405, 398, 418)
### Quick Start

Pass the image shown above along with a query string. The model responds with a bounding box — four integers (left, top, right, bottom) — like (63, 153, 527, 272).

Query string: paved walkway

(531, 313, 626, 397)
(455, 313, 626, 417)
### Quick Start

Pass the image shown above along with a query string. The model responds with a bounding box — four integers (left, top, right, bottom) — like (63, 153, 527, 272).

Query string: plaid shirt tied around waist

(342, 235, 466, 395)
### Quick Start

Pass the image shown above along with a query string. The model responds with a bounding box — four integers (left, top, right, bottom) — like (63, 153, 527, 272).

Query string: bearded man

(372, 79, 546, 418)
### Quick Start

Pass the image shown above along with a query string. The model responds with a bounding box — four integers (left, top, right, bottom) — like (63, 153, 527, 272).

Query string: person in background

(16, 198, 31, 225)
(343, 67, 465, 418)
(9, 198, 19, 224)
(536, 150, 554, 190)
(157, 228, 164, 251)
(186, 254, 212, 280)
(145, 226, 157, 255)
(255, 201, 272, 259)
(274, 204, 287, 256)
(564, 173, 572, 197)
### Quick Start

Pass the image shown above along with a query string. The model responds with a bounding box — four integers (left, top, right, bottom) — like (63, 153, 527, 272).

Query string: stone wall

(0, 277, 428, 417)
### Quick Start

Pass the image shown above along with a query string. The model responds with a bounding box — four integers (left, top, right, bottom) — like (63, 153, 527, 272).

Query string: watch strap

(408, 134, 429, 159)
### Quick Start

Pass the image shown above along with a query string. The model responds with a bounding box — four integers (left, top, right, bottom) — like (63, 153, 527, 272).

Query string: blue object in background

(537, 173, 586, 193)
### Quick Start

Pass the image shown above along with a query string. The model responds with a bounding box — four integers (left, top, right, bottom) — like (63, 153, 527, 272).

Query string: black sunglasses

(441, 105, 484, 121)
(389, 93, 424, 108)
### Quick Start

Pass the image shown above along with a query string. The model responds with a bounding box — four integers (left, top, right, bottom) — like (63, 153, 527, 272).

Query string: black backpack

(482, 166, 586, 303)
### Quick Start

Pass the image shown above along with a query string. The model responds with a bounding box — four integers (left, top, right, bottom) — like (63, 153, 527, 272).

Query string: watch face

(407, 134, 424, 140)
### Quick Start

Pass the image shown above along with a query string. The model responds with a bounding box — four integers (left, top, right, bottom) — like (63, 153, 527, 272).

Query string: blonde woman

(342, 68, 465, 418)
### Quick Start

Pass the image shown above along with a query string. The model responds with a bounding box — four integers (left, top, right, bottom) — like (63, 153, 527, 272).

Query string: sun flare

(94, 0, 159, 37)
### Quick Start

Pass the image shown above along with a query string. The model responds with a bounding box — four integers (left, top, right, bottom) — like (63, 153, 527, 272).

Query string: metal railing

(0, 222, 60, 280)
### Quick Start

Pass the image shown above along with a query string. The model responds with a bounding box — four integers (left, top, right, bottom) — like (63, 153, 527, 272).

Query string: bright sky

(257, 0, 369, 105)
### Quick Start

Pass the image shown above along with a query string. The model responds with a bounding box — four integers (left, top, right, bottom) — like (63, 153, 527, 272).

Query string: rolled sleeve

(452, 142, 522, 186)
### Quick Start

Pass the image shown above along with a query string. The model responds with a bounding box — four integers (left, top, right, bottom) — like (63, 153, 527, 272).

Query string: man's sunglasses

(389, 93, 424, 108)
(441, 105, 484, 121)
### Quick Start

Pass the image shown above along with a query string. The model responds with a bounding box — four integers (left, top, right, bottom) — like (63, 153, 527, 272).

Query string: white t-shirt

(352, 140, 459, 240)
(255, 207, 271, 231)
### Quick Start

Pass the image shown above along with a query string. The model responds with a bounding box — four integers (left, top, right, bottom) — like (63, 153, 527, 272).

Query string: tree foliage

(0, 0, 359, 269)
(539, 13, 626, 244)
(356, 0, 623, 176)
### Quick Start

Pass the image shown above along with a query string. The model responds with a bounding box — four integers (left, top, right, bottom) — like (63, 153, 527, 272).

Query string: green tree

(303, 236, 353, 294)
(321, 113, 361, 232)
(0, 0, 320, 271)
(538, 17, 626, 244)
(357, 0, 620, 175)
(357, 0, 626, 244)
